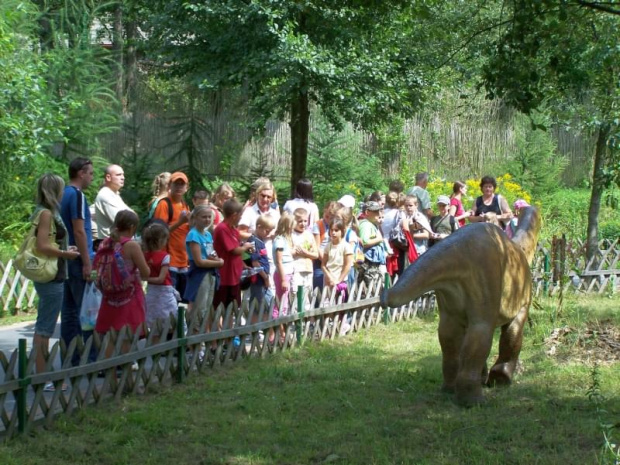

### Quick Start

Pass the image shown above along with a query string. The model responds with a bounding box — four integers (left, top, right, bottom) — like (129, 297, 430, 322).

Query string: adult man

(406, 172, 433, 220)
(60, 157, 95, 364)
(94, 164, 133, 240)
(153, 171, 190, 295)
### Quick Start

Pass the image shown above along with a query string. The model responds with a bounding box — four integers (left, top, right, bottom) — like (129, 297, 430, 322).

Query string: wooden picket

(0, 259, 37, 313)
(0, 277, 434, 439)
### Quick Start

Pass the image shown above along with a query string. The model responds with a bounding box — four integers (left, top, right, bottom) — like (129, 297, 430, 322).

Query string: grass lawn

(1, 294, 618, 464)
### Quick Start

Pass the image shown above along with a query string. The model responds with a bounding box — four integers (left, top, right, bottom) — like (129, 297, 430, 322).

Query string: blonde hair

(189, 204, 214, 229)
(151, 172, 171, 198)
(256, 214, 276, 230)
(213, 183, 236, 206)
(274, 213, 294, 245)
(36, 173, 65, 212)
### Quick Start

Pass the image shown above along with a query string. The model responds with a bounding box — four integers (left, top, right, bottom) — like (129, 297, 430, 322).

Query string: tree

(480, 0, 620, 260)
(146, 0, 443, 195)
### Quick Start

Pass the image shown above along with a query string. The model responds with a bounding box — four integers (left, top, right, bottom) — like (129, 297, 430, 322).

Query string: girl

(321, 217, 354, 334)
(449, 180, 471, 228)
(283, 178, 320, 230)
(146, 172, 171, 219)
(184, 205, 225, 322)
(271, 213, 295, 344)
(142, 221, 178, 336)
(95, 210, 150, 356)
(31, 174, 80, 390)
(212, 182, 236, 229)
(402, 195, 431, 256)
(321, 217, 353, 302)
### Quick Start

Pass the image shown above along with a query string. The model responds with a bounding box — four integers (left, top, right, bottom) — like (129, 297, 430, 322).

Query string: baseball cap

(365, 201, 382, 212)
(338, 195, 356, 209)
(170, 172, 188, 184)
(437, 195, 451, 205)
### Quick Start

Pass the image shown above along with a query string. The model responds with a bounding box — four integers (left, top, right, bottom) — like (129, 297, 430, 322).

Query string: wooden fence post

(176, 306, 186, 384)
(383, 273, 391, 325)
(17, 338, 28, 434)
(296, 285, 304, 343)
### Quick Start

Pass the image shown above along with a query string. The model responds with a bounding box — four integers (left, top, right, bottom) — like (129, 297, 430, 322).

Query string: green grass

(1, 294, 618, 465)
(0, 308, 36, 326)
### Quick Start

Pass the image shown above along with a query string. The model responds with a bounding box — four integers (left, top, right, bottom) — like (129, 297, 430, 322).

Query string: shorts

(34, 281, 64, 337)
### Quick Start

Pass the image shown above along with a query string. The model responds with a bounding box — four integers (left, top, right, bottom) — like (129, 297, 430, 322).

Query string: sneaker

(131, 362, 139, 371)
(339, 321, 351, 336)
(43, 382, 68, 392)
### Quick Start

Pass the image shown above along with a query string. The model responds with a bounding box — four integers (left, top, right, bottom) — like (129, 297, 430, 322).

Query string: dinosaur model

(380, 207, 541, 406)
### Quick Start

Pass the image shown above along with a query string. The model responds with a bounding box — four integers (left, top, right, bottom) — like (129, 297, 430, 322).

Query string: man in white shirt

(94, 164, 134, 239)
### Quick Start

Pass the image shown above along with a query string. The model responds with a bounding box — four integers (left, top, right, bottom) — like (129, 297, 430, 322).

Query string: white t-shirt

(283, 198, 320, 230)
(94, 186, 134, 239)
(239, 204, 281, 234)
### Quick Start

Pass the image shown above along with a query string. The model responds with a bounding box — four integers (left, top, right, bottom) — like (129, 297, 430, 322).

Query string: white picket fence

(0, 259, 37, 314)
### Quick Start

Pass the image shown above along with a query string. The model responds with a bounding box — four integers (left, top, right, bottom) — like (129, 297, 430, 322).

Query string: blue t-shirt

(185, 227, 213, 263)
(249, 235, 269, 286)
(60, 185, 94, 261)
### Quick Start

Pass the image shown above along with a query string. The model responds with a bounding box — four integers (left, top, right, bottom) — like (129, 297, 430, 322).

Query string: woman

(449, 181, 471, 228)
(31, 174, 80, 389)
(468, 175, 513, 228)
(238, 181, 281, 239)
(283, 178, 320, 230)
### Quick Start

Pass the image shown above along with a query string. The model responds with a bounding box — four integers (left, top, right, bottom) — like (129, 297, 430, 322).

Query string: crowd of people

(25, 159, 532, 387)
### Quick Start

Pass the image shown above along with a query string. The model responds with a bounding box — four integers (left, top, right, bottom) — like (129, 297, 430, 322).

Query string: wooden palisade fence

(0, 237, 617, 439)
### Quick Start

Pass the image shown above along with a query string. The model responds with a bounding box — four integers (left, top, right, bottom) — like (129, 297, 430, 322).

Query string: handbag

(14, 210, 59, 283)
(389, 225, 408, 250)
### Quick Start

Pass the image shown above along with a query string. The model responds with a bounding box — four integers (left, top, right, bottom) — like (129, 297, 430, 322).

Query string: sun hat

(436, 195, 451, 205)
(338, 195, 356, 209)
(170, 172, 188, 184)
(513, 199, 530, 210)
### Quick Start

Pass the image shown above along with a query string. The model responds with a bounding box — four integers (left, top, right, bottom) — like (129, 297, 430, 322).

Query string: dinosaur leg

(454, 322, 494, 406)
(438, 312, 465, 394)
(488, 305, 528, 387)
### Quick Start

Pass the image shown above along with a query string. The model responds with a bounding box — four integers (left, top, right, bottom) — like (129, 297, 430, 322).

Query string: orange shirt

(153, 197, 189, 269)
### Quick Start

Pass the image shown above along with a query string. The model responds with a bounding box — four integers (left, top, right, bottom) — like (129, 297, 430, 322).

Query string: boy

(248, 214, 276, 312)
(291, 208, 318, 311)
(153, 171, 190, 297)
(357, 201, 389, 290)
(213, 198, 254, 311)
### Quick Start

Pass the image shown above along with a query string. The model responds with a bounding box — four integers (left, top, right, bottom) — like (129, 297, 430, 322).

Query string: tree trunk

(289, 91, 310, 198)
(585, 124, 609, 262)
(125, 20, 138, 114)
(112, 4, 124, 109)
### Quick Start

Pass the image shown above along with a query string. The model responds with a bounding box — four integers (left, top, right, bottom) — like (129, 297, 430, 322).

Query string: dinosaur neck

(512, 207, 541, 265)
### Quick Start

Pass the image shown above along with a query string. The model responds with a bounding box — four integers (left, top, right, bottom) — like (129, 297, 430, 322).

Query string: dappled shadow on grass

(3, 320, 619, 465)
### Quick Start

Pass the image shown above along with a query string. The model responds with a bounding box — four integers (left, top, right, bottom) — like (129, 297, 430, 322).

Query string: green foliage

(497, 113, 568, 197)
(307, 117, 384, 210)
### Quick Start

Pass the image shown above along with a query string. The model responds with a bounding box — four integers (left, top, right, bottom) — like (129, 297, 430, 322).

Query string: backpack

(93, 237, 135, 306)
(345, 228, 365, 265)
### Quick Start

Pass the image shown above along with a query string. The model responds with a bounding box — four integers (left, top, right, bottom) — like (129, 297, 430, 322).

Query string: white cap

(338, 195, 356, 209)
(437, 195, 451, 205)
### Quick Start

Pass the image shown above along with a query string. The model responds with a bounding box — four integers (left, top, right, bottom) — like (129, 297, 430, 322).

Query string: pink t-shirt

(450, 197, 465, 227)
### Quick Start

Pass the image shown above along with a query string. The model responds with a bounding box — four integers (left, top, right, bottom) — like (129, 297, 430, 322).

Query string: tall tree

(480, 0, 619, 259)
(146, 0, 443, 195)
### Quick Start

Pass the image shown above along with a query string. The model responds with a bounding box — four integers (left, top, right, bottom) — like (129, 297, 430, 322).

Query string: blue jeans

(33, 281, 64, 338)
(62, 261, 95, 365)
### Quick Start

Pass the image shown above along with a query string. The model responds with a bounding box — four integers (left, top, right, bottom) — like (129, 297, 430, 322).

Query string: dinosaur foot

(487, 364, 513, 388)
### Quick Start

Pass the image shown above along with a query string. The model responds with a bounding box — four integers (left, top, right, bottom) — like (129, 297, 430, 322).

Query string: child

(505, 199, 530, 239)
(357, 201, 388, 291)
(212, 199, 254, 311)
(322, 217, 354, 334)
(321, 217, 353, 301)
(291, 208, 319, 311)
(142, 221, 178, 336)
(184, 205, 224, 322)
(312, 201, 337, 296)
(402, 194, 432, 256)
(248, 214, 276, 312)
(94, 210, 150, 356)
(271, 213, 295, 344)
